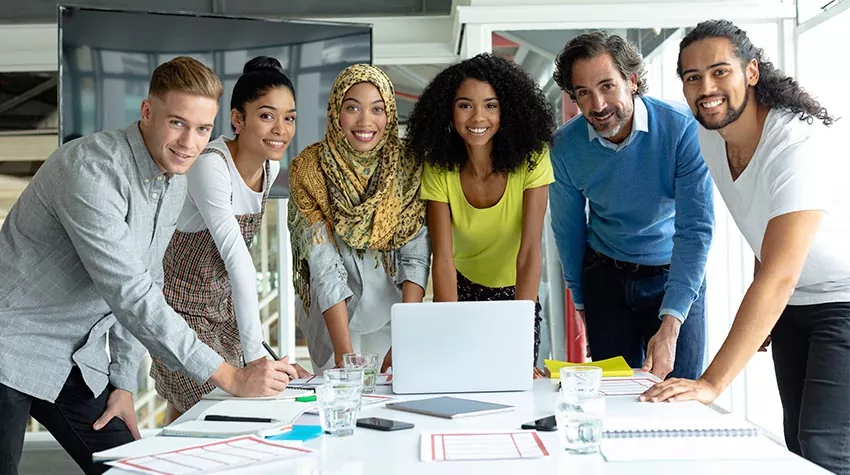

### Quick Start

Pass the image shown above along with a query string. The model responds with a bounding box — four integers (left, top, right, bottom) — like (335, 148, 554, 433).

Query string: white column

(461, 23, 493, 59)
(277, 199, 297, 360)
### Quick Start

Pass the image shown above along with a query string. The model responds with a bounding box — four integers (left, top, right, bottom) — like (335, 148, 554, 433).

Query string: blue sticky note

(265, 425, 323, 442)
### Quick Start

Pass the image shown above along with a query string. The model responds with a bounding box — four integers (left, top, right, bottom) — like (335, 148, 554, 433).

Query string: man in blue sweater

(549, 32, 713, 380)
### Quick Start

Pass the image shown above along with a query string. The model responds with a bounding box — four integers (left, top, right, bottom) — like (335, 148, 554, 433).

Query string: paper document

(203, 387, 313, 401)
(599, 376, 659, 396)
(420, 431, 549, 461)
(544, 356, 634, 378)
(107, 435, 313, 474)
(93, 437, 213, 462)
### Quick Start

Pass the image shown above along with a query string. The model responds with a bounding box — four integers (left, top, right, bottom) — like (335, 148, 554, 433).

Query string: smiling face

(338, 82, 388, 153)
(571, 53, 636, 143)
(139, 91, 218, 175)
(231, 86, 296, 161)
(679, 37, 759, 130)
(452, 78, 501, 148)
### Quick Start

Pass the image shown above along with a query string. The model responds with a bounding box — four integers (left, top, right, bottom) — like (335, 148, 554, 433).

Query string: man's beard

(591, 106, 629, 138)
(695, 89, 749, 130)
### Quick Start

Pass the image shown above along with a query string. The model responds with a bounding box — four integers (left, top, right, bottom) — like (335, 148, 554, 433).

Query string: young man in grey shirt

(0, 56, 298, 475)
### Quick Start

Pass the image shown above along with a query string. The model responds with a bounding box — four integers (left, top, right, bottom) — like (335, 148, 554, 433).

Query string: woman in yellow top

(406, 53, 556, 376)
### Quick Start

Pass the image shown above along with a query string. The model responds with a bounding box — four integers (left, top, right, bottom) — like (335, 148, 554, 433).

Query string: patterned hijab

(288, 64, 425, 310)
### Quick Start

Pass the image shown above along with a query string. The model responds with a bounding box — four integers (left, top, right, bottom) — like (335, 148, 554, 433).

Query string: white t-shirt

(176, 136, 281, 361)
(699, 109, 850, 306)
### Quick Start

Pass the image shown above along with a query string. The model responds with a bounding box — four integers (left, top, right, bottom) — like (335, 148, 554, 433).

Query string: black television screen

(59, 6, 372, 198)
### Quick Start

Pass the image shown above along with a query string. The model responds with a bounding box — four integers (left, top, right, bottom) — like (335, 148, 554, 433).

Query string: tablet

(385, 396, 514, 419)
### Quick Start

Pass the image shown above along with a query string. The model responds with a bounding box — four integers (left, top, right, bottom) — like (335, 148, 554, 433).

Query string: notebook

(386, 396, 514, 419)
(602, 415, 760, 438)
(202, 386, 313, 401)
(161, 399, 311, 438)
(544, 356, 634, 378)
(599, 415, 791, 462)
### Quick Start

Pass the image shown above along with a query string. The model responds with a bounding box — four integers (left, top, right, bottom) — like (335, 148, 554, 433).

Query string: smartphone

(356, 417, 415, 432)
(520, 415, 557, 432)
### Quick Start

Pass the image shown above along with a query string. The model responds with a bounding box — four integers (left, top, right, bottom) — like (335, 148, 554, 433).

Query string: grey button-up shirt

(0, 122, 223, 402)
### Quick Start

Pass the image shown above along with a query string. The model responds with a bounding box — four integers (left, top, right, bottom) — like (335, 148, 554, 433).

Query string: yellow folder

(544, 356, 634, 378)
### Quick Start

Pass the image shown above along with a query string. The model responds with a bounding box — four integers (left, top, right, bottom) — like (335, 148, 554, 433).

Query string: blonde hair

(148, 56, 223, 100)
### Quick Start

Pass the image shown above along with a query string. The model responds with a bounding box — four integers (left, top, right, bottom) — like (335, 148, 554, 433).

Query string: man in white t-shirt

(641, 19, 850, 474)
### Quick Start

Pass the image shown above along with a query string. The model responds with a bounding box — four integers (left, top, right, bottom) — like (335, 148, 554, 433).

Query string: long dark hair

(678, 20, 834, 126)
(405, 53, 555, 174)
(230, 56, 296, 134)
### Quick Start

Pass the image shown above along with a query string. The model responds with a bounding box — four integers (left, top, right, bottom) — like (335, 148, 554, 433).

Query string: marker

(295, 395, 317, 403)
(204, 415, 276, 423)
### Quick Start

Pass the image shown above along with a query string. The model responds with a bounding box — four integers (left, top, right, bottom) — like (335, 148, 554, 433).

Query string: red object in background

(565, 290, 587, 363)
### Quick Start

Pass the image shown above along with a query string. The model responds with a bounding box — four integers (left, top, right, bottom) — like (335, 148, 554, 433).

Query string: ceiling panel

(0, 0, 453, 23)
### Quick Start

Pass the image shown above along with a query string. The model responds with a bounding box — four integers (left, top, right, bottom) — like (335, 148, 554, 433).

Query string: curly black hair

(678, 20, 834, 126)
(405, 53, 555, 174)
(553, 31, 648, 100)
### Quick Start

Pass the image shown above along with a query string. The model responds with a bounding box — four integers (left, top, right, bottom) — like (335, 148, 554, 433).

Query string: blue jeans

(772, 302, 850, 475)
(581, 248, 706, 379)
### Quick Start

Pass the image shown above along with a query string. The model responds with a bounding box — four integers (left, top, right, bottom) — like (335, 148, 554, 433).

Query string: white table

(106, 378, 829, 474)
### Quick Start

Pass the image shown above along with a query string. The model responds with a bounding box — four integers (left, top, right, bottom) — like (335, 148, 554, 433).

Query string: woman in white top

(643, 21, 850, 474)
(288, 64, 429, 374)
(151, 56, 303, 421)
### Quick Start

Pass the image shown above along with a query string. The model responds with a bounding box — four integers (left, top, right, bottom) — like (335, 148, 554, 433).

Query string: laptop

(390, 300, 535, 394)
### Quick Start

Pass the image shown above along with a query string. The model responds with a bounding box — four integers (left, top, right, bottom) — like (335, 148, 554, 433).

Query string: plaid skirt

(150, 152, 270, 413)
(456, 271, 542, 364)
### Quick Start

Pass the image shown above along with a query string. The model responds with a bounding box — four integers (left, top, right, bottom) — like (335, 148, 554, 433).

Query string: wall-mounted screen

(59, 6, 372, 197)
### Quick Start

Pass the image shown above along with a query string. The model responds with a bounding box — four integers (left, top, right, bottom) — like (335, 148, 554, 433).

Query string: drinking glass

(343, 353, 379, 394)
(324, 368, 365, 390)
(556, 366, 604, 454)
(555, 389, 605, 454)
(315, 382, 362, 437)
(559, 366, 603, 395)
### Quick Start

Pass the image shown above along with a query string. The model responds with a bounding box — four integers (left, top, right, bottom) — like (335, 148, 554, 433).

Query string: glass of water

(324, 367, 365, 391)
(557, 366, 604, 454)
(556, 390, 605, 454)
(315, 381, 362, 437)
(342, 353, 379, 394)
(559, 366, 603, 395)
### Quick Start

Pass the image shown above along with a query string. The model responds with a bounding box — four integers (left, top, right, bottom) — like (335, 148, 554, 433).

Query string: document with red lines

(420, 431, 550, 462)
(107, 435, 314, 474)
(599, 376, 660, 396)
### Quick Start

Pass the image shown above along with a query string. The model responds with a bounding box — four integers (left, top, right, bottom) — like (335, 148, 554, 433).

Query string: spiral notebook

(603, 415, 760, 439)
(600, 416, 791, 462)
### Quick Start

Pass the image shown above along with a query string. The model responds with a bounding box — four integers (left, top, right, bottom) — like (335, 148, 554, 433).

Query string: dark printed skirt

(456, 271, 542, 364)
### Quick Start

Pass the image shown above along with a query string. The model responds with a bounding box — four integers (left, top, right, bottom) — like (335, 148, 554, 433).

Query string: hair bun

(243, 56, 284, 75)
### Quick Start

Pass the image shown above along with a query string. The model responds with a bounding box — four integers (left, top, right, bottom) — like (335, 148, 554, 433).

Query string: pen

(204, 415, 276, 423)
(262, 341, 281, 360)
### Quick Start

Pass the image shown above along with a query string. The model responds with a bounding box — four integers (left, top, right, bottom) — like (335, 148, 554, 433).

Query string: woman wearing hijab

(288, 64, 429, 373)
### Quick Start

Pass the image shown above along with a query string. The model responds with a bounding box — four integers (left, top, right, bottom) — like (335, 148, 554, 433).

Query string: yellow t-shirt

(420, 147, 554, 288)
